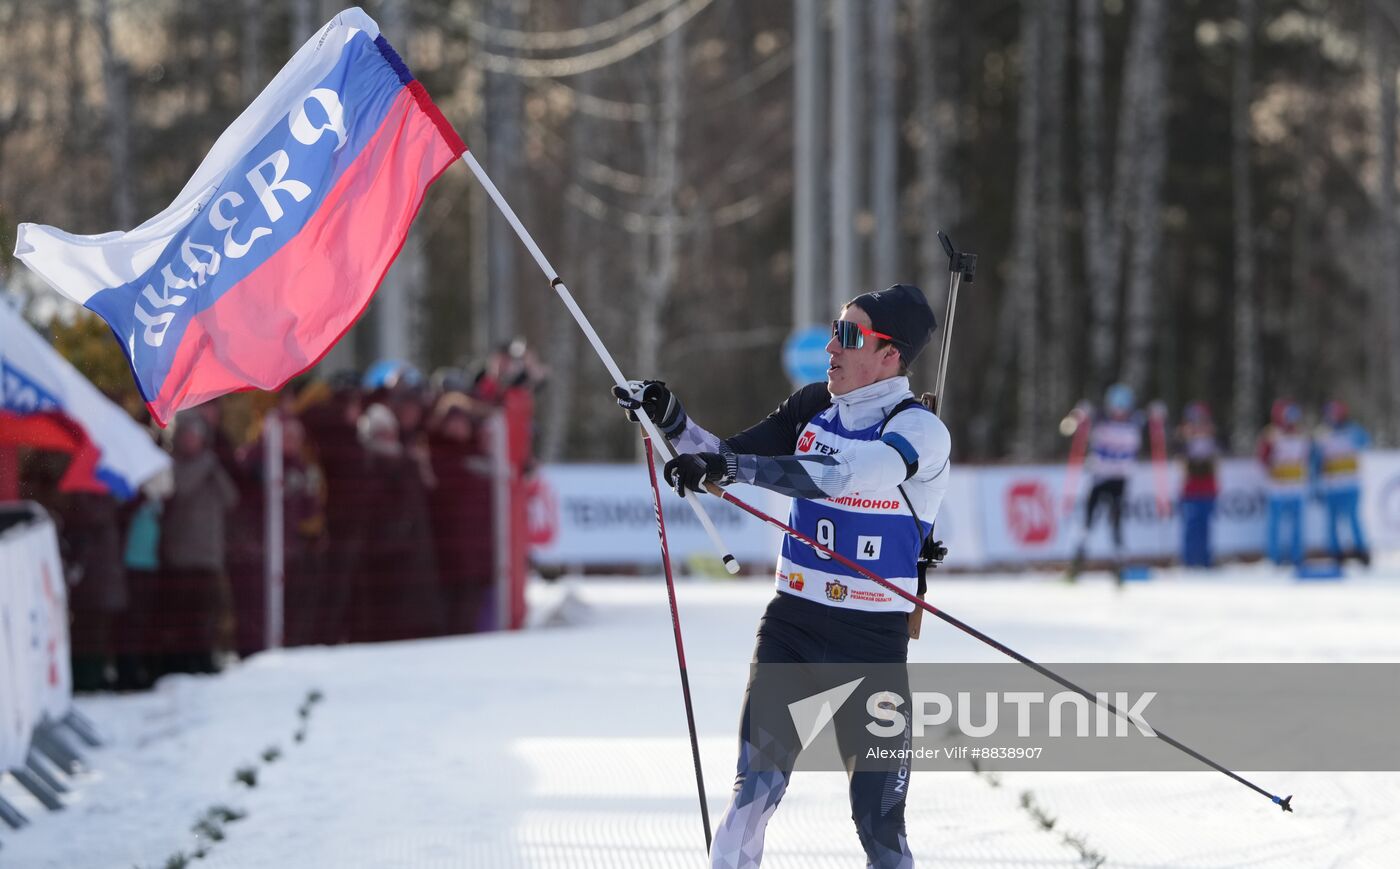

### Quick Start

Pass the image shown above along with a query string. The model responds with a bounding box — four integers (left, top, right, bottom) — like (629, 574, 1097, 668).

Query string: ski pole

(461, 151, 741, 575)
(643, 431, 713, 851)
(698, 482, 1294, 813)
(1061, 407, 1091, 516)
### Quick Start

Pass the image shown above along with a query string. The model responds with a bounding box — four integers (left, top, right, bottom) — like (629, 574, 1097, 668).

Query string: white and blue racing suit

(672, 376, 951, 869)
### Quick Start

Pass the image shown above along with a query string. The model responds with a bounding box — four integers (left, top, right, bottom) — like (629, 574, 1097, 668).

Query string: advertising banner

(977, 458, 1336, 566)
(0, 510, 72, 769)
(531, 464, 984, 571)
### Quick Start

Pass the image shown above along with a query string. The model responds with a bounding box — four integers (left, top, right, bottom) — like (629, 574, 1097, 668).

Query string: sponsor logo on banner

(526, 476, 558, 547)
(1007, 481, 1055, 545)
(826, 580, 849, 602)
(798, 431, 816, 453)
(789, 572, 805, 591)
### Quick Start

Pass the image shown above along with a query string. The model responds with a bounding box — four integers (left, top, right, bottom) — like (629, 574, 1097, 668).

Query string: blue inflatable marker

(1295, 561, 1345, 581)
(1119, 564, 1153, 582)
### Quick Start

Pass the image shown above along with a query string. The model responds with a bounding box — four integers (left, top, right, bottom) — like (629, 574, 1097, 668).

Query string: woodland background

(1, 0, 1397, 461)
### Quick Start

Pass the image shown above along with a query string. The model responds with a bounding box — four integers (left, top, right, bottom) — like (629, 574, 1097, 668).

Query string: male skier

(1063, 383, 1143, 582)
(615, 284, 950, 868)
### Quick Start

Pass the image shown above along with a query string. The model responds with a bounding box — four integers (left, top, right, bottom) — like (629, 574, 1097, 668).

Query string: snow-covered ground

(5, 566, 1400, 868)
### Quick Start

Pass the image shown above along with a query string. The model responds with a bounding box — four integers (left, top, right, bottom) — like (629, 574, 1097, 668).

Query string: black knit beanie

(847, 283, 938, 367)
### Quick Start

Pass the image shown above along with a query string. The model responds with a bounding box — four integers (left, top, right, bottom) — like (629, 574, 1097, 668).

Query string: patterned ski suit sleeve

(670, 382, 833, 458)
(733, 406, 952, 504)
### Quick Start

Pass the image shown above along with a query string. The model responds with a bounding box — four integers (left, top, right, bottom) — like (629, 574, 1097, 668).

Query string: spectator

(1176, 402, 1220, 568)
(472, 339, 547, 404)
(1313, 400, 1371, 566)
(301, 377, 367, 644)
(427, 392, 494, 634)
(353, 402, 442, 642)
(62, 490, 127, 691)
(1257, 398, 1309, 567)
(158, 412, 238, 673)
(231, 413, 327, 650)
(116, 489, 162, 688)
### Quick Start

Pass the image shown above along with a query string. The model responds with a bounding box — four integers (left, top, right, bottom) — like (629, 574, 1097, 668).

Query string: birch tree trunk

(870, 0, 900, 286)
(1080, 0, 1147, 390)
(375, 0, 423, 364)
(634, 26, 685, 377)
(1231, 0, 1259, 451)
(914, 0, 957, 406)
(1039, 0, 1071, 453)
(540, 68, 594, 463)
(792, 0, 825, 327)
(485, 0, 523, 348)
(1119, 0, 1167, 394)
(1011, 1, 1043, 459)
(95, 0, 134, 229)
(830, 0, 861, 307)
(240, 0, 263, 103)
(290, 0, 315, 43)
(1078, 0, 1115, 389)
(1375, 11, 1400, 442)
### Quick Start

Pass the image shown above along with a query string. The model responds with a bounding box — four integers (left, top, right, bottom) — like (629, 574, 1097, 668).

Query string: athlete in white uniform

(1067, 383, 1143, 581)
(617, 284, 950, 868)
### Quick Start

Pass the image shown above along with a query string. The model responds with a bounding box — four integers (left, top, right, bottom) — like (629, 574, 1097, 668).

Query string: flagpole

(461, 151, 741, 574)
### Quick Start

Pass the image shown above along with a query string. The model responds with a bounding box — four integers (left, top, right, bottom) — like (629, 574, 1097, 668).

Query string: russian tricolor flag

(1, 302, 171, 500)
(13, 8, 465, 426)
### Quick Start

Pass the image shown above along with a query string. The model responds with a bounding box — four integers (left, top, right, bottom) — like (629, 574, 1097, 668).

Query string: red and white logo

(797, 430, 817, 453)
(526, 477, 559, 546)
(1007, 481, 1055, 545)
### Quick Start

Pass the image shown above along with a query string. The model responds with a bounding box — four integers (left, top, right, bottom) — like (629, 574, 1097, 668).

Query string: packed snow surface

(5, 566, 1399, 868)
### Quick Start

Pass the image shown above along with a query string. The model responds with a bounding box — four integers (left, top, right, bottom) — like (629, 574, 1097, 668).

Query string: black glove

(612, 379, 687, 438)
(663, 451, 737, 497)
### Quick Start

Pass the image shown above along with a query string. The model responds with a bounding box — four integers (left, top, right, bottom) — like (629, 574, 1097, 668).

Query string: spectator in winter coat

(159, 412, 238, 673)
(1176, 402, 1220, 568)
(231, 414, 327, 650)
(301, 381, 366, 645)
(62, 490, 127, 690)
(427, 393, 494, 634)
(117, 491, 162, 688)
(352, 403, 442, 642)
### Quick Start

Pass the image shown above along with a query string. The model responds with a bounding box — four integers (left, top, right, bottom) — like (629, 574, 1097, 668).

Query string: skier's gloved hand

(663, 451, 736, 497)
(612, 379, 687, 438)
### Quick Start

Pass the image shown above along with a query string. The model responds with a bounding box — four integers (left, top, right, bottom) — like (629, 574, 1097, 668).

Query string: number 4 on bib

(857, 535, 883, 560)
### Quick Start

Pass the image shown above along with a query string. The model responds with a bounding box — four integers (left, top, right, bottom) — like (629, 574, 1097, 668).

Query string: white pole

(488, 411, 512, 630)
(461, 151, 741, 574)
(831, 0, 860, 308)
(793, 0, 823, 328)
(263, 413, 285, 650)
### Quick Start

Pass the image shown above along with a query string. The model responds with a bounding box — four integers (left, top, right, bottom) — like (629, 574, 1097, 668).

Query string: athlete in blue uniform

(1312, 400, 1371, 565)
(616, 284, 950, 869)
